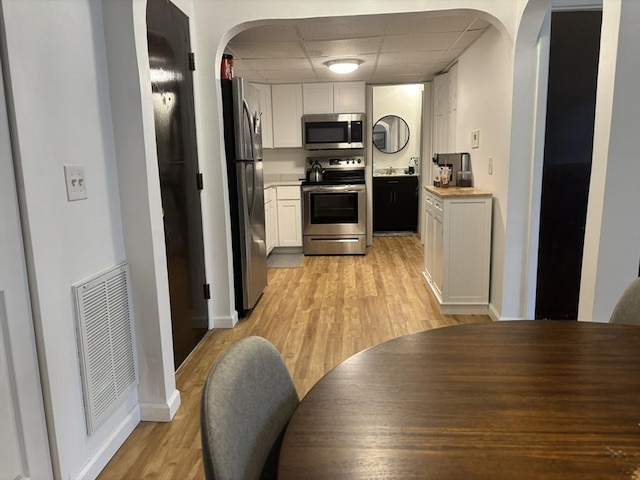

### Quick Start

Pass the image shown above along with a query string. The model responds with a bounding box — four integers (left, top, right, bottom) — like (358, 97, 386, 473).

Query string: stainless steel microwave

(303, 113, 365, 150)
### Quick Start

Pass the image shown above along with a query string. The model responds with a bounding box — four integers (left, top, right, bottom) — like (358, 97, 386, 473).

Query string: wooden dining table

(278, 321, 640, 480)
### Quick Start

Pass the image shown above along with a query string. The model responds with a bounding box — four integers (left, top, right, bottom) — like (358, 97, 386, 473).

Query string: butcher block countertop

(425, 186, 492, 198)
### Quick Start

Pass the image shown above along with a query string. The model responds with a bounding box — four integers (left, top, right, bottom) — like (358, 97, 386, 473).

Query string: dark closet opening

(535, 10, 602, 320)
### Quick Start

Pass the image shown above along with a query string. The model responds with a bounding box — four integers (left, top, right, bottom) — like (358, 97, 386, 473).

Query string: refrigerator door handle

(242, 99, 258, 216)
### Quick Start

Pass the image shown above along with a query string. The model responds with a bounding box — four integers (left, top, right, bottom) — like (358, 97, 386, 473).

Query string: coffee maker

(432, 152, 472, 187)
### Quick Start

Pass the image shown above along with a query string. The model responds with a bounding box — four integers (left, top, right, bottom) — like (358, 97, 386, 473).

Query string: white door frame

(0, 54, 53, 480)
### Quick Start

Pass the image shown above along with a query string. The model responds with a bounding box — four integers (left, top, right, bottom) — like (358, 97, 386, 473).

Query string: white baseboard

(72, 406, 140, 480)
(488, 303, 501, 321)
(214, 311, 238, 329)
(139, 389, 181, 422)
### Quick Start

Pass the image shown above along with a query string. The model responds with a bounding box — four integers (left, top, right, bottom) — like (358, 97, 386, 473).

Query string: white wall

(1, 1, 139, 478)
(579, 0, 640, 321)
(372, 84, 424, 172)
(455, 27, 514, 318)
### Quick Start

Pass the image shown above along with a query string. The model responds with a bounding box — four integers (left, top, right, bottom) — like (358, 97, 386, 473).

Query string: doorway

(535, 10, 602, 320)
(146, 0, 208, 367)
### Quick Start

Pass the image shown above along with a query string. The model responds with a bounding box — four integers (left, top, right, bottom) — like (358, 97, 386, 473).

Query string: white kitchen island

(423, 186, 492, 314)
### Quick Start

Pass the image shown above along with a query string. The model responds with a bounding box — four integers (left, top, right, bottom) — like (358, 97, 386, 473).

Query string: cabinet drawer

(276, 185, 301, 200)
(433, 198, 443, 214)
(264, 187, 275, 203)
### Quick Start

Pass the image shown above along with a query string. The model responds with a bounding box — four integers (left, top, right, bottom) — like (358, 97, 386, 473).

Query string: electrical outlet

(471, 130, 480, 149)
(64, 165, 87, 201)
(488, 156, 493, 175)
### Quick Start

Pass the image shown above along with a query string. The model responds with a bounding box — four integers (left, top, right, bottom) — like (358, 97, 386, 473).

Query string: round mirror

(372, 115, 410, 154)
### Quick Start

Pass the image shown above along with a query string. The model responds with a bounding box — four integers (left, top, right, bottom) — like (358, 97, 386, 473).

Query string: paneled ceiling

(225, 12, 491, 84)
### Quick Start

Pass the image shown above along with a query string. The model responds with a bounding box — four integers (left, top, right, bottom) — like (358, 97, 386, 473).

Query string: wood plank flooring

(97, 235, 491, 480)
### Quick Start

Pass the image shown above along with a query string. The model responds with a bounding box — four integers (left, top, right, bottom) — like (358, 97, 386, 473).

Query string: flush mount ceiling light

(325, 59, 361, 74)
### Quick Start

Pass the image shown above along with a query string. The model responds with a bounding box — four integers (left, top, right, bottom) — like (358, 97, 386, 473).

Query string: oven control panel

(307, 156, 364, 170)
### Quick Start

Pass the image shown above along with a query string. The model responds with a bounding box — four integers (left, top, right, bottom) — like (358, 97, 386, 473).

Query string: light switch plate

(471, 130, 480, 149)
(64, 165, 87, 201)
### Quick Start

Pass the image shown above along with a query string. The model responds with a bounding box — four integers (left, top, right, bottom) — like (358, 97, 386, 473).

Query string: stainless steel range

(302, 156, 366, 255)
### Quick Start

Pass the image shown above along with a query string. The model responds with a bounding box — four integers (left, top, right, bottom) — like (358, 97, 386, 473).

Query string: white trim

(552, 0, 602, 12)
(488, 302, 501, 321)
(214, 312, 238, 329)
(71, 406, 140, 480)
(139, 389, 181, 422)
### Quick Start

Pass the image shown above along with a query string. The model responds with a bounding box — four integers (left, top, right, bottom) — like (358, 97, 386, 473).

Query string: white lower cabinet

(423, 188, 492, 314)
(264, 187, 278, 254)
(276, 186, 302, 247)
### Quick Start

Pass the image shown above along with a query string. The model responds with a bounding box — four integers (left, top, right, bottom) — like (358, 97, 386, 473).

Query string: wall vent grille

(73, 263, 137, 435)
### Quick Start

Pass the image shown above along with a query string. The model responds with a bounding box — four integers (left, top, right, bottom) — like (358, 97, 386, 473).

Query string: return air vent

(73, 263, 137, 435)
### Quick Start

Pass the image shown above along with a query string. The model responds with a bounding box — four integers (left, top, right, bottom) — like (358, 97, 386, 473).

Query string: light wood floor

(97, 235, 491, 480)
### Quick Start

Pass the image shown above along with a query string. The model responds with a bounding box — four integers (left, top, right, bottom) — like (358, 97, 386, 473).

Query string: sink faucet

(386, 166, 396, 175)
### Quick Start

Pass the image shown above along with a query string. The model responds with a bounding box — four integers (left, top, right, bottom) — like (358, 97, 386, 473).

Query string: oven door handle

(302, 185, 365, 193)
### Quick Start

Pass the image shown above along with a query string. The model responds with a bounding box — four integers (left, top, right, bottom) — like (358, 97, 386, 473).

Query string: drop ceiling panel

(385, 15, 474, 34)
(227, 42, 306, 58)
(304, 38, 381, 57)
(452, 30, 486, 50)
(260, 69, 318, 82)
(377, 51, 446, 66)
(382, 32, 463, 53)
(244, 58, 311, 70)
(298, 16, 387, 40)
(231, 25, 300, 42)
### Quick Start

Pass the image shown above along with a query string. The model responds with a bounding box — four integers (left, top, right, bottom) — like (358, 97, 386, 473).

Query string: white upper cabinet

(303, 82, 365, 114)
(303, 83, 334, 114)
(251, 83, 273, 149)
(333, 81, 366, 113)
(271, 84, 303, 148)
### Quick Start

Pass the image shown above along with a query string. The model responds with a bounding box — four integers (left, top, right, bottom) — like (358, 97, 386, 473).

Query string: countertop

(373, 172, 419, 178)
(263, 173, 304, 188)
(425, 185, 492, 197)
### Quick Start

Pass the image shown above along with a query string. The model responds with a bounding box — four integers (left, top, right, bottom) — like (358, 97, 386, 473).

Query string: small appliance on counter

(432, 152, 472, 187)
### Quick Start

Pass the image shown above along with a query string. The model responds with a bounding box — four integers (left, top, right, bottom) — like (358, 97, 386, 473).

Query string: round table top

(278, 321, 640, 480)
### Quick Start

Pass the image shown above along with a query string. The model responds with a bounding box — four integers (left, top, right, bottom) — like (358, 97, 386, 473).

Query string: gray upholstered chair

(609, 277, 640, 325)
(200, 336, 299, 480)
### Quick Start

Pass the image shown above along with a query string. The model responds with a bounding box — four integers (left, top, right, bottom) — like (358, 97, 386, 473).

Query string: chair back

(201, 336, 299, 480)
(609, 277, 640, 325)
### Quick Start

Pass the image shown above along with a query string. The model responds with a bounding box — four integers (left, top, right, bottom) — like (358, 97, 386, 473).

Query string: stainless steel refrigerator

(221, 77, 267, 316)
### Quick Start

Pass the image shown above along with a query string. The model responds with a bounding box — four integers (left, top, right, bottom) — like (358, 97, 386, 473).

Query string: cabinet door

(265, 200, 278, 254)
(334, 81, 366, 113)
(251, 83, 273, 149)
(424, 199, 434, 280)
(433, 211, 444, 295)
(277, 199, 302, 247)
(393, 177, 419, 231)
(447, 64, 458, 152)
(373, 177, 392, 231)
(271, 84, 303, 148)
(433, 74, 449, 155)
(373, 177, 418, 231)
(303, 83, 334, 114)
